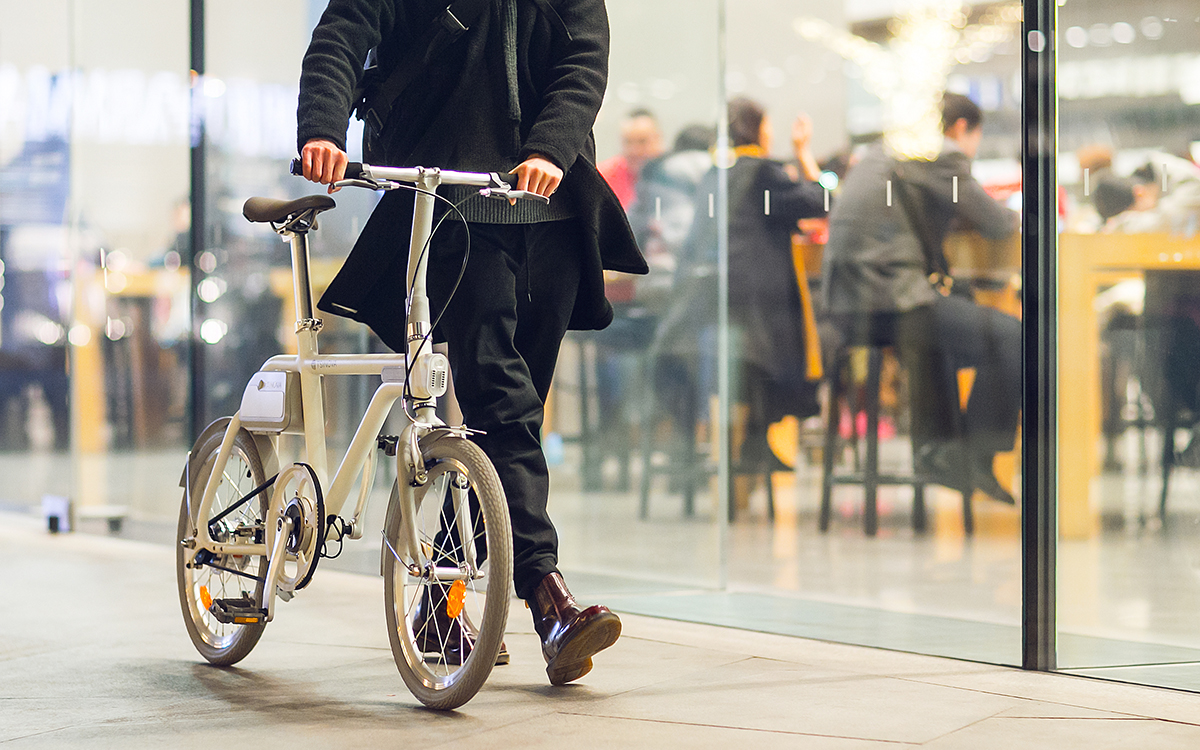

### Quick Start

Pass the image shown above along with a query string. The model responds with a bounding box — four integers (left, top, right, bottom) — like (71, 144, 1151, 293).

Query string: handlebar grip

(289, 158, 366, 181)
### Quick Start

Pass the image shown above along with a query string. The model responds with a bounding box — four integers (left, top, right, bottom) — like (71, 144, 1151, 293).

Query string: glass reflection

(554, 0, 725, 592)
(718, 0, 1023, 663)
(1057, 0, 1200, 688)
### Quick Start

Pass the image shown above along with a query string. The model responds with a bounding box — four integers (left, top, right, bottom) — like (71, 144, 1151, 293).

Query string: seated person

(1095, 156, 1200, 465)
(820, 93, 1021, 503)
(657, 98, 827, 473)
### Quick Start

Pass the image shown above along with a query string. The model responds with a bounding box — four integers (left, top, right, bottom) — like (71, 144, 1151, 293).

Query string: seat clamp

(296, 318, 324, 334)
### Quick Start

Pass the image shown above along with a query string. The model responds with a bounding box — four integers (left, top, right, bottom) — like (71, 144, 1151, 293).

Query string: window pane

(1056, 0, 1200, 691)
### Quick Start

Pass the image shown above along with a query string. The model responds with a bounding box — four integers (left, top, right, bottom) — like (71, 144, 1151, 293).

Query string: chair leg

(961, 489, 974, 536)
(912, 483, 927, 533)
(579, 342, 603, 492)
(638, 412, 653, 520)
(682, 380, 699, 517)
(1160, 402, 1176, 523)
(765, 471, 776, 521)
(863, 347, 883, 537)
(820, 372, 842, 532)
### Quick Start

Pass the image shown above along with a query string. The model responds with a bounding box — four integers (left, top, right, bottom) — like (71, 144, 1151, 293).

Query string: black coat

(296, 0, 646, 351)
(656, 154, 826, 420)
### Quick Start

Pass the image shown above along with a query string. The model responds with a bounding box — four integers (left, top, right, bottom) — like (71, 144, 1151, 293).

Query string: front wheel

(383, 435, 512, 710)
(177, 422, 269, 666)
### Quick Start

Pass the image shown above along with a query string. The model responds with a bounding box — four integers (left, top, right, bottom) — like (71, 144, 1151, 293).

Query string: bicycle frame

(186, 165, 509, 582)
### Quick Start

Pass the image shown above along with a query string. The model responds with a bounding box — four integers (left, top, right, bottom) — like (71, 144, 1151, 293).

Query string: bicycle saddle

(243, 194, 336, 224)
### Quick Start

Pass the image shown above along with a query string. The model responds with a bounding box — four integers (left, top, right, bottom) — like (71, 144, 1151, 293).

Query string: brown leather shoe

(528, 572, 621, 685)
(412, 584, 509, 666)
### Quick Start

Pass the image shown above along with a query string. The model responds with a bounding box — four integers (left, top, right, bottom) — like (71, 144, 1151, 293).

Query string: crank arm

(261, 512, 292, 622)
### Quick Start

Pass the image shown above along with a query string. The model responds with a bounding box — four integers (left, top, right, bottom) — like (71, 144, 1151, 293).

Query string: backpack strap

(355, 0, 490, 132)
(891, 162, 951, 281)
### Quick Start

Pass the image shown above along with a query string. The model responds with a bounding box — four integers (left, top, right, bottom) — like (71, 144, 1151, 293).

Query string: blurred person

(1066, 144, 1114, 233)
(598, 108, 664, 208)
(627, 124, 717, 286)
(821, 92, 1020, 503)
(659, 98, 827, 475)
(585, 124, 716, 490)
(1103, 155, 1200, 236)
(1096, 156, 1200, 467)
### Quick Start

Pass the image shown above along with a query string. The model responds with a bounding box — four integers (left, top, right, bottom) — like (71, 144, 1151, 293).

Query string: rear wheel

(383, 435, 512, 710)
(177, 423, 269, 666)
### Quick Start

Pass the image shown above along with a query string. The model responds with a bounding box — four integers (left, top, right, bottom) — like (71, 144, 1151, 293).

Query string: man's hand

(791, 114, 813, 153)
(301, 139, 349, 193)
(790, 114, 821, 182)
(510, 155, 563, 200)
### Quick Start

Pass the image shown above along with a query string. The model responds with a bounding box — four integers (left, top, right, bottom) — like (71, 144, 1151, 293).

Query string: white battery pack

(239, 371, 304, 434)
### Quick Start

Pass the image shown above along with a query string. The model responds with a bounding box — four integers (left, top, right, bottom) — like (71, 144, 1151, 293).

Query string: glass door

(1055, 0, 1200, 690)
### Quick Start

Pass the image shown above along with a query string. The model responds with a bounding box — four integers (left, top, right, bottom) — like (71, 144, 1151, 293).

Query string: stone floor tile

(570, 656, 1021, 744)
(922, 716, 1200, 750)
(438, 711, 917, 750)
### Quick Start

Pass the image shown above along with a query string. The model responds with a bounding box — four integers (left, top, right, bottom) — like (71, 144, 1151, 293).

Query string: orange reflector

(445, 580, 466, 620)
(200, 585, 213, 611)
(233, 617, 258, 624)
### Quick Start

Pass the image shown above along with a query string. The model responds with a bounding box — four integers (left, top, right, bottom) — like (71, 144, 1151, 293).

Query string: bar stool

(819, 343, 974, 536)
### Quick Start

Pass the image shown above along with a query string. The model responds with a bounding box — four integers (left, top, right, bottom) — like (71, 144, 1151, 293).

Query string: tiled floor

(4, 512, 1200, 748)
(3, 432, 1200, 695)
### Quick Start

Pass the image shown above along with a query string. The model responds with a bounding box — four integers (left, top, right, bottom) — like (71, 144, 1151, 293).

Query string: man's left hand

(510, 155, 563, 200)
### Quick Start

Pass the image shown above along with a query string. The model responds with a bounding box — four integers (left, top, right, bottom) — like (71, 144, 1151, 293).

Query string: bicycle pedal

(209, 597, 267, 625)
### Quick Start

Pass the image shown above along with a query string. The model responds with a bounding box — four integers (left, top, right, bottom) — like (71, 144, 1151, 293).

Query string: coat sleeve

(296, 0, 397, 153)
(519, 0, 609, 172)
(939, 152, 1018, 240)
(757, 161, 828, 230)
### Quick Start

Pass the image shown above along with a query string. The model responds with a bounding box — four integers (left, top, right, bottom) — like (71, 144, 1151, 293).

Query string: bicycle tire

(176, 422, 269, 666)
(383, 435, 512, 710)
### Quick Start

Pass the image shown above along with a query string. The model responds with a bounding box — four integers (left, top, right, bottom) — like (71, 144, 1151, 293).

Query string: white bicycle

(176, 160, 548, 709)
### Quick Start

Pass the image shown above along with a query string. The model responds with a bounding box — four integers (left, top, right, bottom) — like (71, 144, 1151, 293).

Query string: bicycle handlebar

(290, 159, 518, 189)
(288, 158, 546, 203)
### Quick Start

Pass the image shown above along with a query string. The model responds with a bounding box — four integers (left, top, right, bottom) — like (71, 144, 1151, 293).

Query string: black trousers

(428, 219, 583, 601)
(897, 294, 1022, 455)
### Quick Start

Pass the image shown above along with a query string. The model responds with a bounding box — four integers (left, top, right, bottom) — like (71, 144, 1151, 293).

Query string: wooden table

(1057, 232, 1200, 538)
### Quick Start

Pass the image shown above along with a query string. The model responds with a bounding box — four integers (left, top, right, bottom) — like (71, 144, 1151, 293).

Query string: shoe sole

(546, 612, 621, 686)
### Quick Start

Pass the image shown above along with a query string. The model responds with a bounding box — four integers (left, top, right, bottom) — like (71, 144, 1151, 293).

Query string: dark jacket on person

(296, 0, 646, 351)
(820, 142, 1017, 316)
(657, 151, 826, 420)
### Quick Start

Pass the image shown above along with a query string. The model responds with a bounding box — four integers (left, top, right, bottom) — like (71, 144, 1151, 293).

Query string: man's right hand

(301, 139, 349, 193)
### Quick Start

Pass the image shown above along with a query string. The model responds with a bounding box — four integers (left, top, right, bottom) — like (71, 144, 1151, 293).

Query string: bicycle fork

(384, 430, 482, 584)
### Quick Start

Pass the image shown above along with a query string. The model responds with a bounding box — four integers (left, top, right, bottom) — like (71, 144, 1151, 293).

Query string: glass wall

(584, 0, 1024, 665)
(0, 0, 191, 532)
(733, 0, 1022, 664)
(8, 0, 1200, 693)
(553, 1, 726, 592)
(1056, 0, 1200, 691)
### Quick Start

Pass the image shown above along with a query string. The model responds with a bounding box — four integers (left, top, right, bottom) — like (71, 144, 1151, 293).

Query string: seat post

(284, 221, 328, 481)
(287, 225, 317, 328)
